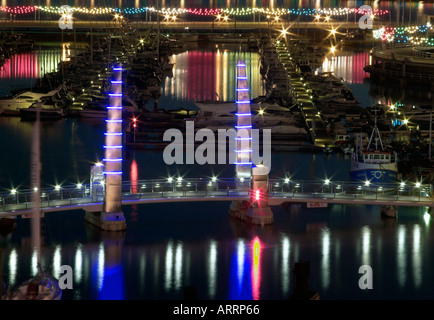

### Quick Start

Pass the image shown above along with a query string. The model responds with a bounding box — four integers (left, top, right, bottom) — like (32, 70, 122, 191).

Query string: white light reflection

(139, 253, 146, 294)
(31, 248, 38, 276)
(412, 225, 422, 288)
(174, 242, 183, 290)
(74, 244, 83, 284)
(208, 240, 217, 299)
(9, 249, 17, 287)
(281, 235, 290, 296)
(237, 239, 245, 291)
(361, 226, 371, 266)
(97, 243, 105, 291)
(424, 212, 430, 226)
(165, 241, 174, 291)
(321, 228, 331, 290)
(53, 245, 61, 279)
(397, 225, 406, 287)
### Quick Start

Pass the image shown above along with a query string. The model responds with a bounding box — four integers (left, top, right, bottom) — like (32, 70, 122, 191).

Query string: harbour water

(1, 0, 434, 301)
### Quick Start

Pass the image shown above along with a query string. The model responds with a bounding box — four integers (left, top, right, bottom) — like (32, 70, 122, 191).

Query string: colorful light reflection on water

(162, 49, 265, 106)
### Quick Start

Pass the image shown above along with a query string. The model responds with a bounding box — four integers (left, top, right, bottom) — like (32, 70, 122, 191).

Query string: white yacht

(0, 88, 62, 116)
(194, 101, 305, 134)
(78, 96, 140, 118)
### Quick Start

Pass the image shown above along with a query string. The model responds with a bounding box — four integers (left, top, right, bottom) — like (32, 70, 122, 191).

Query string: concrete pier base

(84, 211, 127, 231)
(246, 206, 274, 226)
(229, 200, 249, 221)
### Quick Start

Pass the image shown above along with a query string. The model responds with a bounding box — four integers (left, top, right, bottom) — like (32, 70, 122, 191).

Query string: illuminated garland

(0, 6, 389, 17)
(0, 5, 36, 14)
(374, 23, 434, 45)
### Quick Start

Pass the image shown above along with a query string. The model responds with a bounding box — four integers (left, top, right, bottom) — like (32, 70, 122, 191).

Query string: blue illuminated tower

(234, 60, 252, 179)
(85, 64, 126, 231)
(229, 60, 253, 222)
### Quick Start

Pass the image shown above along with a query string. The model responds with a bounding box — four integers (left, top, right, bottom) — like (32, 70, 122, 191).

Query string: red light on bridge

(255, 189, 260, 201)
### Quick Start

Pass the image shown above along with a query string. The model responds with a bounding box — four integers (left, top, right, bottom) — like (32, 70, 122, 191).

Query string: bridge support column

(229, 200, 250, 221)
(84, 63, 126, 232)
(84, 211, 126, 232)
(246, 166, 274, 226)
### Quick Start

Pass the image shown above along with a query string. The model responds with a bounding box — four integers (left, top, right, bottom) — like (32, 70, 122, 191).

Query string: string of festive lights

(0, 5, 36, 14)
(0, 6, 389, 16)
(374, 23, 434, 45)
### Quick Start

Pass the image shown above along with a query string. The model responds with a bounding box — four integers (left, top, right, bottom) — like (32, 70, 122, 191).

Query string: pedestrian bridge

(1, 178, 432, 217)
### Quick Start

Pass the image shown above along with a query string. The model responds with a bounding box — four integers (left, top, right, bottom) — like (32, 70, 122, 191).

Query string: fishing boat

(350, 112, 398, 184)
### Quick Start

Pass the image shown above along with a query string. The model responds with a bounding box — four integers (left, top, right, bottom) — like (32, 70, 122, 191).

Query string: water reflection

(0, 45, 74, 96)
(162, 49, 265, 105)
(8, 248, 17, 287)
(208, 240, 217, 299)
(397, 224, 406, 287)
(321, 227, 330, 290)
(251, 237, 261, 300)
(412, 224, 421, 288)
(361, 225, 371, 266)
(280, 235, 290, 296)
(164, 240, 173, 291)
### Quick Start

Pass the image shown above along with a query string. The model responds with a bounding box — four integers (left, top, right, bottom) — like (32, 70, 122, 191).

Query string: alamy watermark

(58, 265, 73, 290)
(162, 121, 272, 173)
(358, 265, 373, 289)
(358, 5, 373, 30)
(59, 5, 74, 30)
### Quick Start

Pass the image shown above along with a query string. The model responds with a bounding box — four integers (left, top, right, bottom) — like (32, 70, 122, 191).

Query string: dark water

(1, 1, 434, 300)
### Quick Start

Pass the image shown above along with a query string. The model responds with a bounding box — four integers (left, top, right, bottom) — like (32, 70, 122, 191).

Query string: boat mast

(367, 108, 384, 151)
(30, 104, 42, 275)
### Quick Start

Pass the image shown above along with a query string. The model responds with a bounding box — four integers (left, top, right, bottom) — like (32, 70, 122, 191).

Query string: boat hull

(350, 167, 398, 183)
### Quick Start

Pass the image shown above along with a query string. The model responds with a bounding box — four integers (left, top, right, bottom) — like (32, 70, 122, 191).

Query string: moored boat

(19, 104, 63, 120)
(4, 271, 62, 300)
(350, 113, 398, 184)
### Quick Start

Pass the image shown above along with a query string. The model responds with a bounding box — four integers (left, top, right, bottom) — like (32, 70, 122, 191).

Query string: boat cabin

(357, 151, 396, 164)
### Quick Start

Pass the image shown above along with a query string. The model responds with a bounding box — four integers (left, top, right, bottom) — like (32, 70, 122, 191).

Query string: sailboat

(350, 108, 398, 184)
(4, 105, 62, 300)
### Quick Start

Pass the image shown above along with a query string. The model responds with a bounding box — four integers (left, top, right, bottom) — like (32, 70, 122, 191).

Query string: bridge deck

(1, 179, 432, 217)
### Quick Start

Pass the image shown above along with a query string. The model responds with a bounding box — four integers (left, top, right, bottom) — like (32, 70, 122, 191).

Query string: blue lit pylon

(102, 63, 125, 222)
(234, 60, 252, 179)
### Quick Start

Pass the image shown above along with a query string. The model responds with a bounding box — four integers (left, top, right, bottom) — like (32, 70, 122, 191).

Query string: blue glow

(112, 67, 123, 71)
(108, 93, 123, 97)
(106, 120, 123, 123)
(236, 101, 250, 104)
(236, 88, 249, 91)
(235, 113, 252, 116)
(103, 171, 123, 175)
(229, 244, 252, 300)
(234, 162, 253, 165)
(103, 158, 123, 162)
(103, 146, 123, 149)
(104, 133, 123, 136)
(235, 125, 252, 129)
(107, 106, 122, 110)
(237, 76, 248, 80)
(97, 265, 125, 300)
(111, 80, 123, 84)
(235, 137, 252, 141)
(235, 150, 253, 153)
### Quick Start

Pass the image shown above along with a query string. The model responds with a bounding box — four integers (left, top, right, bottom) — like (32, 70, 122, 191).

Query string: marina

(0, 0, 434, 304)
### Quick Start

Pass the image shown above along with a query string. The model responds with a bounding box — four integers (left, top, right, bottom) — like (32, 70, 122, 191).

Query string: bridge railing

(0, 178, 432, 213)
(268, 179, 433, 200)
